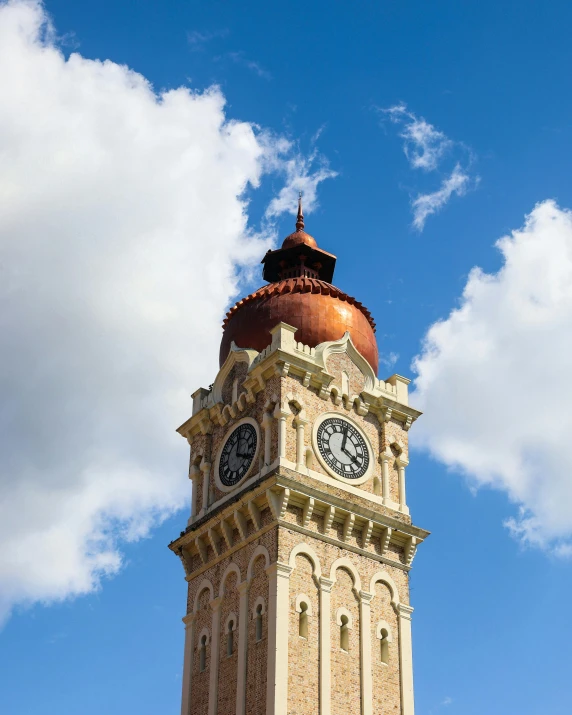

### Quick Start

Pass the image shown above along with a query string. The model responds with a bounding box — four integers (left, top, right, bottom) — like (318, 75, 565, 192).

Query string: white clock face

(316, 416, 370, 480)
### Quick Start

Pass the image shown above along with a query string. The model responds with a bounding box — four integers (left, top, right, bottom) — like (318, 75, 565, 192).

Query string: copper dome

(219, 196, 379, 373)
(220, 277, 379, 373)
(281, 229, 318, 249)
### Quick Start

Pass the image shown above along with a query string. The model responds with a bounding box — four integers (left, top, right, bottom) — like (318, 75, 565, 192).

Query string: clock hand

(341, 426, 348, 452)
(341, 444, 359, 465)
(236, 435, 247, 458)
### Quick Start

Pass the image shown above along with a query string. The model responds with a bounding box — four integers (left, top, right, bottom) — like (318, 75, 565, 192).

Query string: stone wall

(287, 554, 320, 715)
(245, 555, 269, 715)
(278, 525, 408, 715)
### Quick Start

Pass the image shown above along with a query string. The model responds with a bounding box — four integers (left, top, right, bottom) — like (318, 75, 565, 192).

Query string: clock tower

(169, 198, 429, 715)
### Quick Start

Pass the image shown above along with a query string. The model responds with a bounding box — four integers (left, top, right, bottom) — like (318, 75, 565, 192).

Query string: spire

(295, 191, 304, 232)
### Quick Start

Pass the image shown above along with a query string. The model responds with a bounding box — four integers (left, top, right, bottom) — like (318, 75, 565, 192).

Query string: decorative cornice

(177, 324, 422, 441)
(168, 473, 429, 582)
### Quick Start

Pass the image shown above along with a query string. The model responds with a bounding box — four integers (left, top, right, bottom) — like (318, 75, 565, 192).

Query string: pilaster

(318, 576, 334, 715)
(208, 596, 223, 715)
(235, 581, 250, 715)
(397, 603, 415, 715)
(358, 590, 374, 715)
(180, 613, 196, 715)
(266, 562, 293, 715)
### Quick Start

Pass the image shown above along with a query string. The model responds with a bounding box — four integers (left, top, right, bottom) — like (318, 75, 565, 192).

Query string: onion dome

(220, 196, 379, 373)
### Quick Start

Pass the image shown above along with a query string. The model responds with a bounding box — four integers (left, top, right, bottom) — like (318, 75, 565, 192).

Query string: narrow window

(255, 604, 263, 641)
(340, 615, 349, 651)
(380, 628, 389, 665)
(226, 620, 234, 657)
(299, 602, 309, 639)
(199, 635, 207, 672)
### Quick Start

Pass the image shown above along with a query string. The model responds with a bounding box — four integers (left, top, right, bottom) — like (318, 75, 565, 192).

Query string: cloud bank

(413, 200, 572, 554)
(0, 0, 331, 622)
(381, 103, 476, 230)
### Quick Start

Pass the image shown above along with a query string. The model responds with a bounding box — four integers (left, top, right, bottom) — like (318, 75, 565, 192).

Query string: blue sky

(1, 1, 572, 713)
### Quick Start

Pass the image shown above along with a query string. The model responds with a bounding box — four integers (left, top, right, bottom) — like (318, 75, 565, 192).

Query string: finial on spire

(296, 191, 304, 231)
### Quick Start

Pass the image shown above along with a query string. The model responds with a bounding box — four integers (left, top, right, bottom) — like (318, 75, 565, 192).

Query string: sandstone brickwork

(171, 326, 427, 715)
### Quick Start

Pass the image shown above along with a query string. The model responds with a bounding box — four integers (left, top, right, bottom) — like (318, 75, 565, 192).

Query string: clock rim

(214, 417, 260, 493)
(312, 412, 374, 485)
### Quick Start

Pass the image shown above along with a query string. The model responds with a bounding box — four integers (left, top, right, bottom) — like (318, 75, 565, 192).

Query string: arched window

(336, 607, 352, 652)
(376, 621, 392, 665)
(340, 614, 350, 651)
(199, 635, 207, 672)
(226, 619, 234, 657)
(298, 601, 309, 638)
(255, 604, 263, 642)
(379, 628, 389, 665)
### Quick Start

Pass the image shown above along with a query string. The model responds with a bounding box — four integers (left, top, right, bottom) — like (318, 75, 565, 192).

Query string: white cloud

(412, 200, 572, 554)
(411, 164, 470, 230)
(0, 0, 332, 622)
(381, 103, 476, 230)
(265, 150, 337, 220)
(383, 103, 452, 172)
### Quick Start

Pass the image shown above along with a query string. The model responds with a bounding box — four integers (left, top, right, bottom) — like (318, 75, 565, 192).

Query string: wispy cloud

(226, 51, 271, 80)
(380, 103, 477, 230)
(412, 164, 472, 230)
(429, 695, 453, 714)
(379, 352, 399, 370)
(186, 28, 229, 51)
(384, 103, 452, 172)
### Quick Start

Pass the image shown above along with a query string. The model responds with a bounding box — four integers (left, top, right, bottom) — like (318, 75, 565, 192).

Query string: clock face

(218, 422, 258, 487)
(316, 416, 370, 480)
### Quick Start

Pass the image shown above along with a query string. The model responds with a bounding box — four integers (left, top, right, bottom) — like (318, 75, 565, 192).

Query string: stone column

(201, 459, 211, 513)
(318, 576, 334, 715)
(397, 603, 415, 715)
(295, 416, 308, 471)
(274, 405, 289, 460)
(380, 453, 390, 505)
(262, 411, 273, 469)
(379, 452, 391, 504)
(266, 562, 293, 715)
(189, 465, 200, 522)
(358, 591, 374, 715)
(396, 456, 409, 515)
(180, 613, 196, 715)
(235, 581, 250, 715)
(208, 596, 223, 715)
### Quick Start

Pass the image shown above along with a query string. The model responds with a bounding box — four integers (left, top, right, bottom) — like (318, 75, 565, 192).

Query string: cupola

(219, 196, 379, 373)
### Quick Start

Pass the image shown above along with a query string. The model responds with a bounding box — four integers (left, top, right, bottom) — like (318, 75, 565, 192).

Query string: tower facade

(169, 202, 428, 715)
